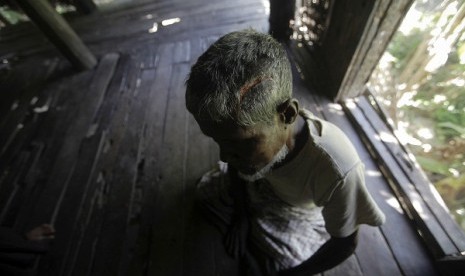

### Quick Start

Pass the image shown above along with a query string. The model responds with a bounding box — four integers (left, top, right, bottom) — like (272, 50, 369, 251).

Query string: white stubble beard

(237, 144, 289, 182)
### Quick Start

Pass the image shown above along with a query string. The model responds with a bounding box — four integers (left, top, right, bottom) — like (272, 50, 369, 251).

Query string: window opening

(368, 0, 465, 231)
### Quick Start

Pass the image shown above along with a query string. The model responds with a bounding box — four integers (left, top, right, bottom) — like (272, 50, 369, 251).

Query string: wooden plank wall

(294, 0, 412, 100)
(337, 0, 413, 100)
(313, 0, 376, 98)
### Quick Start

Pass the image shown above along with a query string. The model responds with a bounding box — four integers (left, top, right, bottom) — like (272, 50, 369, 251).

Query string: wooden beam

(269, 0, 296, 41)
(318, 0, 376, 100)
(336, 0, 414, 100)
(16, 0, 96, 70)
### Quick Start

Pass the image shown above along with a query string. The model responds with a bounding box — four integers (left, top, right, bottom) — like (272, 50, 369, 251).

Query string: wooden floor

(0, 0, 439, 275)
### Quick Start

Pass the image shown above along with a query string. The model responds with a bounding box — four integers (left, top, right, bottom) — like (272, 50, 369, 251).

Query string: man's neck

(241, 115, 307, 179)
(277, 114, 308, 168)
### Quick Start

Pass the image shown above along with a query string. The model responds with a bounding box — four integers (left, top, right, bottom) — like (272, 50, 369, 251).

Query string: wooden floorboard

(0, 0, 441, 275)
(148, 50, 190, 276)
(323, 255, 363, 276)
(45, 130, 107, 274)
(0, 57, 58, 164)
(26, 53, 119, 231)
(7, 63, 95, 232)
(90, 61, 146, 276)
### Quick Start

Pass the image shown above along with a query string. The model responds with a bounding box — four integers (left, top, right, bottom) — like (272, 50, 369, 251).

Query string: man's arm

(278, 230, 358, 276)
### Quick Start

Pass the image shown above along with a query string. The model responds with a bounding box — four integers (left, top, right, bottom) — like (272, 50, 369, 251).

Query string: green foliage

(438, 122, 465, 136)
(412, 53, 465, 141)
(387, 29, 425, 73)
(402, 54, 465, 228)
(381, 2, 465, 230)
(436, 174, 465, 229)
(416, 155, 450, 175)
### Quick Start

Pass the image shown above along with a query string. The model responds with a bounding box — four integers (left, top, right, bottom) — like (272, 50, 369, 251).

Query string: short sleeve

(322, 163, 386, 237)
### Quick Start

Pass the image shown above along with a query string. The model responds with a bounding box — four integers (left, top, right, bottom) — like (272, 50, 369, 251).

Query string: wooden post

(269, 0, 296, 41)
(335, 0, 414, 100)
(16, 0, 97, 70)
(74, 0, 98, 15)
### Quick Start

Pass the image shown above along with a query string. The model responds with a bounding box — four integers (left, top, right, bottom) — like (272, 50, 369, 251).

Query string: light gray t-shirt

(264, 109, 385, 237)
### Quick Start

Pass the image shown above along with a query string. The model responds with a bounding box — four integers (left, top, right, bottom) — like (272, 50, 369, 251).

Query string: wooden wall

(318, 0, 375, 99)
(294, 0, 413, 101)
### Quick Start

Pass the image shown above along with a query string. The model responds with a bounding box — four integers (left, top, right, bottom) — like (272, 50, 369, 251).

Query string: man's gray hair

(185, 29, 292, 126)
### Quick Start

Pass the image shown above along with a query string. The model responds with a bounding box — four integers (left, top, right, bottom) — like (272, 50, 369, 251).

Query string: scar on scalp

(239, 77, 272, 103)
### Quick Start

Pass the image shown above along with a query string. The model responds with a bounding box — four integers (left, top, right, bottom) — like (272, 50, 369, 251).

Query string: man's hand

(278, 231, 358, 276)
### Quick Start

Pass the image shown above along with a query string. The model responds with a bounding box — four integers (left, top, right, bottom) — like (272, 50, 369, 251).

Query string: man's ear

(277, 98, 299, 125)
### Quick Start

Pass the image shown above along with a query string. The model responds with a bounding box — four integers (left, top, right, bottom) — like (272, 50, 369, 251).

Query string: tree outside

(369, 0, 465, 230)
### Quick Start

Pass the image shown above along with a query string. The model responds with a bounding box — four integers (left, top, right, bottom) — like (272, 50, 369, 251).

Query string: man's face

(197, 116, 288, 175)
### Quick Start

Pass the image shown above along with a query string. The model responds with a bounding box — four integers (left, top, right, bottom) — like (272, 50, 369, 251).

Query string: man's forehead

(198, 119, 244, 132)
(197, 119, 260, 138)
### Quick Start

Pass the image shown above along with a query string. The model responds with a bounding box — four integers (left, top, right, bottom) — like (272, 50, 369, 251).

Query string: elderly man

(185, 29, 385, 275)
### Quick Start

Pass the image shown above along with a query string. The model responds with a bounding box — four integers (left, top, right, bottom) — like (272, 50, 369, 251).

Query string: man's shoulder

(300, 109, 361, 177)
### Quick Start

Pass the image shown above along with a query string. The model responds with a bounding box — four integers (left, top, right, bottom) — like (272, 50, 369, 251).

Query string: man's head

(186, 29, 299, 178)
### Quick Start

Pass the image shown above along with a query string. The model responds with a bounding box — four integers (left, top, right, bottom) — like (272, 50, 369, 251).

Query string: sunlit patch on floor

(147, 17, 181, 33)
